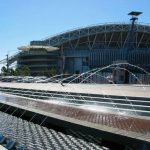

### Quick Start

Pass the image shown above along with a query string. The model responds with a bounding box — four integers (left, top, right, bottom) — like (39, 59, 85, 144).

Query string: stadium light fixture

(128, 11, 142, 16)
(128, 11, 142, 21)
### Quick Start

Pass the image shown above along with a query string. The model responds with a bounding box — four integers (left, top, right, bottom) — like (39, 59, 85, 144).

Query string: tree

(48, 68, 56, 76)
(1, 65, 30, 76)
(1, 66, 7, 76)
(9, 68, 16, 76)
(1, 66, 8, 76)
(19, 65, 30, 76)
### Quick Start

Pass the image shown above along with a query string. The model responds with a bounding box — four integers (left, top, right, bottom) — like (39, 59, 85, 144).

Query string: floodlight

(128, 11, 142, 16)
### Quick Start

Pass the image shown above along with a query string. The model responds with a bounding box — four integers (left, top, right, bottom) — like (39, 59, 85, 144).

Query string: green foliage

(19, 65, 30, 76)
(48, 68, 56, 76)
(1, 65, 30, 76)
(1, 66, 8, 76)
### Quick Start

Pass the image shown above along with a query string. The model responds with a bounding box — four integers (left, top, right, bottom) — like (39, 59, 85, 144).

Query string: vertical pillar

(113, 12, 142, 84)
(6, 54, 9, 76)
(60, 45, 65, 75)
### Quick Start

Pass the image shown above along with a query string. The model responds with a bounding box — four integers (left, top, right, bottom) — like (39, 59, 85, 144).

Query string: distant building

(18, 23, 150, 76)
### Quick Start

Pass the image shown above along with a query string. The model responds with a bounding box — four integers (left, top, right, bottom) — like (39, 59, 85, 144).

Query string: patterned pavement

(0, 111, 110, 150)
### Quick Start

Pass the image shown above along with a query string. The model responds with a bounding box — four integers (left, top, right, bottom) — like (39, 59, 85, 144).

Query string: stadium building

(18, 22, 150, 76)
(0, 13, 150, 150)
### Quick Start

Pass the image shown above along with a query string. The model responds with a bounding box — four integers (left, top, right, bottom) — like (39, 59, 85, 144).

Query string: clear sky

(0, 0, 150, 61)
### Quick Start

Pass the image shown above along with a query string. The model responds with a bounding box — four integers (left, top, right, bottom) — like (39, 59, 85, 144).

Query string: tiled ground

(0, 111, 109, 150)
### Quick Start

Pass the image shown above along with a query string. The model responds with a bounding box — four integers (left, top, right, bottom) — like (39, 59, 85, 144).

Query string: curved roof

(30, 23, 150, 48)
(49, 23, 150, 46)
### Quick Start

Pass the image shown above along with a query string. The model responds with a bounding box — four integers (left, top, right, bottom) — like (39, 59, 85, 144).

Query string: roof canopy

(42, 23, 150, 47)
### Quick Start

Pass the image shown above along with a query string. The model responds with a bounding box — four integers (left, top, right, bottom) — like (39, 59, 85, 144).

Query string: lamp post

(124, 11, 142, 60)
(6, 54, 9, 76)
(113, 11, 142, 84)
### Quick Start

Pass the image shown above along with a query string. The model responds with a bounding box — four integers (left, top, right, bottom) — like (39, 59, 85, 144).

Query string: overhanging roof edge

(17, 45, 59, 52)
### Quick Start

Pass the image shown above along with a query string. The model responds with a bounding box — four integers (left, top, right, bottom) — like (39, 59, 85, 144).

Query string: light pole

(6, 54, 9, 76)
(113, 11, 142, 84)
(124, 11, 142, 60)
(124, 11, 142, 83)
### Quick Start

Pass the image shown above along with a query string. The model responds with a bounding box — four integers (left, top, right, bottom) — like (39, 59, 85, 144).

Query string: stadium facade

(18, 23, 150, 76)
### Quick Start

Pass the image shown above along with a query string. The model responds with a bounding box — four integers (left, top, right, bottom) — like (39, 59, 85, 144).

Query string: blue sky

(0, 0, 150, 61)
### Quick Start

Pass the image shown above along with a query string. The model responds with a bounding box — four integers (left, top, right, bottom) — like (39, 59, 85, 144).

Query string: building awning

(18, 45, 59, 52)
